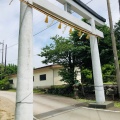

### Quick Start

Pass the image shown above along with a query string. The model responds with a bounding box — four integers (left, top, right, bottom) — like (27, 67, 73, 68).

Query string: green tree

(114, 20, 120, 59)
(0, 64, 5, 80)
(0, 64, 17, 90)
(102, 64, 115, 83)
(39, 30, 92, 85)
(40, 35, 76, 85)
(114, 20, 120, 44)
(96, 25, 117, 83)
(6, 64, 17, 75)
(81, 68, 93, 85)
(0, 64, 17, 80)
(98, 25, 114, 65)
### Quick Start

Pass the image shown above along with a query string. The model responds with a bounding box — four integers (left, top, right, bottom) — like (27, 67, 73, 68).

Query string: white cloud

(0, 0, 119, 68)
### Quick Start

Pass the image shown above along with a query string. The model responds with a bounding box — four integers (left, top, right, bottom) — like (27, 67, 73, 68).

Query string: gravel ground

(0, 96, 15, 120)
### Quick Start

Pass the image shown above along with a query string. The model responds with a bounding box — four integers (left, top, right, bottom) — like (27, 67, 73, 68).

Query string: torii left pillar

(15, 0, 33, 120)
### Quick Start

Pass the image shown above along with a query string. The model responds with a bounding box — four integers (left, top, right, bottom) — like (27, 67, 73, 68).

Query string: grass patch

(5, 88, 45, 94)
(114, 101, 120, 108)
(104, 81, 117, 85)
(7, 89, 16, 92)
(33, 89, 45, 94)
(78, 98, 95, 103)
(3, 89, 45, 94)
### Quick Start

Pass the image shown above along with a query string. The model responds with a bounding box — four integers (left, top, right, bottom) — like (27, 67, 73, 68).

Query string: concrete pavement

(36, 107, 120, 120)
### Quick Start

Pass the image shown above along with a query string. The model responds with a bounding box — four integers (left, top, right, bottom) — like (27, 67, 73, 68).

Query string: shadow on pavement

(34, 102, 87, 119)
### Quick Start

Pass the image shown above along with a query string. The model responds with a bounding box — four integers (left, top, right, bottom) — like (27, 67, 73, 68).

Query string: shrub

(102, 64, 116, 83)
(46, 84, 96, 97)
(0, 78, 10, 90)
(81, 69, 93, 85)
(78, 84, 95, 95)
(47, 85, 74, 97)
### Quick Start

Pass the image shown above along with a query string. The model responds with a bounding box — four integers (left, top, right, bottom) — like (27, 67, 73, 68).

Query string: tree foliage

(114, 20, 120, 44)
(98, 25, 114, 65)
(114, 20, 120, 59)
(102, 64, 115, 83)
(81, 68, 93, 85)
(0, 64, 17, 90)
(39, 31, 92, 85)
(0, 64, 17, 80)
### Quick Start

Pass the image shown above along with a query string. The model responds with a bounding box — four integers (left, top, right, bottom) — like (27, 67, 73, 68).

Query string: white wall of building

(10, 65, 64, 89)
(10, 65, 81, 89)
(34, 68, 53, 88)
(53, 69, 65, 85)
(10, 75, 17, 88)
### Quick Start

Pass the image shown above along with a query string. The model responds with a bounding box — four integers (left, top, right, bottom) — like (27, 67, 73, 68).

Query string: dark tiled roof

(10, 65, 62, 77)
(34, 64, 62, 70)
(73, 0, 106, 22)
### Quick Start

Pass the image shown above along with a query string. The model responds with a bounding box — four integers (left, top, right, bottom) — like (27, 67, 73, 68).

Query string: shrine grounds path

(0, 91, 120, 120)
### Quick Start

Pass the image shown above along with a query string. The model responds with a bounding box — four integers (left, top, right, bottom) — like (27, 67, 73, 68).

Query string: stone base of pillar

(89, 101, 114, 109)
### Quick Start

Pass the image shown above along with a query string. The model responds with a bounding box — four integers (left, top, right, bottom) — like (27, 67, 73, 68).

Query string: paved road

(0, 91, 83, 115)
(0, 91, 120, 120)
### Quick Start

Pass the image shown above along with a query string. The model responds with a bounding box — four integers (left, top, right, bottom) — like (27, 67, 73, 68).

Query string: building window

(9, 80, 13, 84)
(40, 74, 46, 81)
(33, 76, 34, 82)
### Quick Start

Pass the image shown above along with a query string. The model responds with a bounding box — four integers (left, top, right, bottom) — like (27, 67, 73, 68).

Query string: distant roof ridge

(10, 64, 62, 76)
(34, 64, 62, 70)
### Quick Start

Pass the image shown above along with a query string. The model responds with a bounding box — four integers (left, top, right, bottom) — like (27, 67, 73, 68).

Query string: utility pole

(0, 43, 2, 64)
(0, 41, 4, 65)
(0, 41, 4, 80)
(118, 0, 120, 13)
(107, 0, 120, 97)
(5, 44, 7, 71)
(2, 41, 4, 65)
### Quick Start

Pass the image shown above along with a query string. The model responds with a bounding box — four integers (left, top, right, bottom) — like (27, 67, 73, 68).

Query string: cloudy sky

(0, 0, 119, 68)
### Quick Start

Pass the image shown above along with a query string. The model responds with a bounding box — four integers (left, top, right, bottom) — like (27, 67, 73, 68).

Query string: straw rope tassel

(78, 31, 82, 36)
(86, 34, 90, 39)
(45, 15, 48, 23)
(58, 22, 62, 29)
(69, 28, 72, 34)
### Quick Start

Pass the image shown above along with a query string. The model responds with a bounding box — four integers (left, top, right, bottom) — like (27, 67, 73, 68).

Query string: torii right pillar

(90, 18, 105, 104)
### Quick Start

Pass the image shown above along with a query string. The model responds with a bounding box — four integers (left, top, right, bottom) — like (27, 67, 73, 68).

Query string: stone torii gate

(15, 0, 106, 119)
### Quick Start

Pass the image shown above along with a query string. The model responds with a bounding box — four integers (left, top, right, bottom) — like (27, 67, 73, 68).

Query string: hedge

(46, 85, 74, 97)
(0, 79, 10, 90)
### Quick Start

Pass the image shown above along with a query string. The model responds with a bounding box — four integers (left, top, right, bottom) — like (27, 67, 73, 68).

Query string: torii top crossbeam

(21, 0, 106, 38)
(57, 0, 106, 25)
